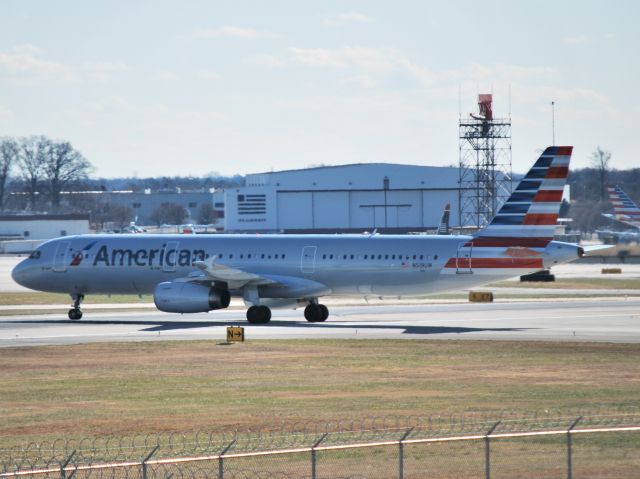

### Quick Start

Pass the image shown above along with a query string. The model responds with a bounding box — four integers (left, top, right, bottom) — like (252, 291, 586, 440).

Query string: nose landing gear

(68, 294, 84, 320)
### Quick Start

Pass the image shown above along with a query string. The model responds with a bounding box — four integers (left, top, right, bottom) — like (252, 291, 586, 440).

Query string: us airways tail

(437, 203, 451, 235)
(604, 185, 640, 229)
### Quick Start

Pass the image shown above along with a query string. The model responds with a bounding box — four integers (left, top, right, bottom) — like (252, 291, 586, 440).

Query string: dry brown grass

(1, 340, 639, 442)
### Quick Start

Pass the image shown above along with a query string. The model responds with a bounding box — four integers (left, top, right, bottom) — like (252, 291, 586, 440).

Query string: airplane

(12, 146, 585, 324)
(602, 185, 640, 230)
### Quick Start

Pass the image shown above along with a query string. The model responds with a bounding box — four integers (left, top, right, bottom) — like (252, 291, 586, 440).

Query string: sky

(0, 0, 638, 178)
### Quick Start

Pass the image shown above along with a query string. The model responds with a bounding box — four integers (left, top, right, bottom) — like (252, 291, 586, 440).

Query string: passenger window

(268, 255, 272, 259)
(343, 254, 347, 259)
(420, 255, 424, 260)
(261, 254, 265, 259)
(413, 255, 416, 260)
(240, 254, 244, 259)
(391, 255, 396, 260)
(385, 254, 389, 260)
(364, 255, 368, 259)
(329, 254, 334, 259)
(248, 254, 252, 259)
(282, 254, 286, 259)
(434, 255, 438, 260)
(350, 254, 354, 260)
(229, 254, 233, 259)
(323, 254, 327, 259)
(275, 254, 279, 259)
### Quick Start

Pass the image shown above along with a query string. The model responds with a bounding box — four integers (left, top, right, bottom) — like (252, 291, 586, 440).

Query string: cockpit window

(28, 250, 41, 259)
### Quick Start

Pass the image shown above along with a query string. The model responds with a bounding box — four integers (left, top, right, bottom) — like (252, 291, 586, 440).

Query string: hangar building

(224, 164, 461, 233)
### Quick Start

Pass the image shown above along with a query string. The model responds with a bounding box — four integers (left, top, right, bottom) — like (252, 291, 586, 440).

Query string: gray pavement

(1, 299, 640, 347)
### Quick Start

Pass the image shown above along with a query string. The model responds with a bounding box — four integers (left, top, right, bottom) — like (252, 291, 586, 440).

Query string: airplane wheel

(304, 304, 324, 323)
(318, 304, 329, 322)
(246, 305, 271, 324)
(68, 309, 82, 320)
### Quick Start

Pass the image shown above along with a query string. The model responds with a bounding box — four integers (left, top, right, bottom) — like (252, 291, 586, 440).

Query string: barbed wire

(1, 406, 638, 474)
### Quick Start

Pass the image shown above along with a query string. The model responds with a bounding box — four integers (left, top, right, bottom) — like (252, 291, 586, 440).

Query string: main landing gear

(246, 305, 272, 324)
(304, 303, 329, 323)
(244, 302, 330, 324)
(68, 294, 84, 320)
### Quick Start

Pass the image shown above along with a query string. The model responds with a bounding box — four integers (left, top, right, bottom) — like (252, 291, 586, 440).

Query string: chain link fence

(1, 408, 639, 478)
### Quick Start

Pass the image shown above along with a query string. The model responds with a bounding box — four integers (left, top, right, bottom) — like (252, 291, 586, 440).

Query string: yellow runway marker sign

(227, 326, 245, 342)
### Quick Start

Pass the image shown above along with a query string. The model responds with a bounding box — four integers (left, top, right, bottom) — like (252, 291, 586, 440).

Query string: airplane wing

(191, 255, 277, 289)
(189, 256, 331, 298)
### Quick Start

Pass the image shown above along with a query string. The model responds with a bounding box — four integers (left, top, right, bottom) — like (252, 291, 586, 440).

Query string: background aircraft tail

(471, 146, 572, 247)
(607, 185, 640, 226)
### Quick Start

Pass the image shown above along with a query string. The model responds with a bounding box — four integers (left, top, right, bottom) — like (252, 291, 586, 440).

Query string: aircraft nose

(11, 259, 31, 288)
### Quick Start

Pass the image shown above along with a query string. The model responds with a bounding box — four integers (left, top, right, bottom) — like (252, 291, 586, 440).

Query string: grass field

(1, 339, 639, 444)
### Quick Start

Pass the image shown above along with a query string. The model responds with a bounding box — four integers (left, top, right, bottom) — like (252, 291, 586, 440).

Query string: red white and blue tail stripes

(608, 185, 640, 227)
(470, 146, 572, 248)
(443, 146, 572, 273)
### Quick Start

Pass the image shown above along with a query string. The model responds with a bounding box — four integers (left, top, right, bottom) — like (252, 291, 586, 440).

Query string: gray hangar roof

(245, 163, 460, 190)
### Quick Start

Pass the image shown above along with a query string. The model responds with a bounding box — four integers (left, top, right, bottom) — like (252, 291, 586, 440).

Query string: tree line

(0, 136, 92, 212)
(0, 136, 634, 233)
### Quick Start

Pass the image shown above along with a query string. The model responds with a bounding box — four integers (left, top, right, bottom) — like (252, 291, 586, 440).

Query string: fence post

(141, 445, 159, 479)
(567, 416, 582, 479)
(484, 421, 501, 479)
(218, 439, 236, 479)
(398, 427, 414, 479)
(59, 450, 76, 479)
(311, 433, 329, 479)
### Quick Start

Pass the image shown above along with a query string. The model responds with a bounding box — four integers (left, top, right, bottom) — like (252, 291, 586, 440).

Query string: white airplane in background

(598, 185, 640, 243)
(602, 185, 640, 230)
(12, 146, 585, 324)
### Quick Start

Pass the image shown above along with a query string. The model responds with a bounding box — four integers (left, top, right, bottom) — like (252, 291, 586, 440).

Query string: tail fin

(437, 203, 451, 235)
(607, 185, 640, 226)
(472, 146, 572, 247)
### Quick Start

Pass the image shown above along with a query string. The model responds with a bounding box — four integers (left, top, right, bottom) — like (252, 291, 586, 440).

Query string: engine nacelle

(153, 281, 231, 313)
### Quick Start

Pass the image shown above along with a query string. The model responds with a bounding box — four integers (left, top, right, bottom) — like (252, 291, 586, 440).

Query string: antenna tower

(458, 94, 512, 229)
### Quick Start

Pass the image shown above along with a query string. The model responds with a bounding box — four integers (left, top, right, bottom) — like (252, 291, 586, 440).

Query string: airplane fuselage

(13, 233, 579, 299)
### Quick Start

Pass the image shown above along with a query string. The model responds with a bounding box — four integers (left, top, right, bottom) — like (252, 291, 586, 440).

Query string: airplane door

(163, 241, 180, 273)
(53, 241, 71, 272)
(455, 243, 473, 274)
(301, 246, 317, 274)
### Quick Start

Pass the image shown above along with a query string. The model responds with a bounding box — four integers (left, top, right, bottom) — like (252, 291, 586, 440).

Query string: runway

(2, 299, 640, 347)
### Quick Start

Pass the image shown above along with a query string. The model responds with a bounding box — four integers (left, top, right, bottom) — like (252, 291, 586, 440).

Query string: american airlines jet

(603, 185, 640, 229)
(12, 146, 583, 324)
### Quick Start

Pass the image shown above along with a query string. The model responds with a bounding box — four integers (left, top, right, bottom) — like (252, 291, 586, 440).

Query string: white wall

(0, 219, 90, 240)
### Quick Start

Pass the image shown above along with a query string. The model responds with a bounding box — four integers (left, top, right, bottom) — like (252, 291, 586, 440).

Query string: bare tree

(43, 140, 92, 209)
(19, 136, 49, 211)
(91, 201, 134, 230)
(197, 203, 218, 224)
(591, 146, 612, 201)
(0, 138, 19, 211)
(150, 202, 188, 225)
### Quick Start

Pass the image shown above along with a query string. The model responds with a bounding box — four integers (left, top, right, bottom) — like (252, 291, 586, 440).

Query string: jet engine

(153, 281, 231, 313)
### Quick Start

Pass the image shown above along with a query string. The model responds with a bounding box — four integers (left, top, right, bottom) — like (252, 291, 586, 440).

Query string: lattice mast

(458, 94, 512, 229)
